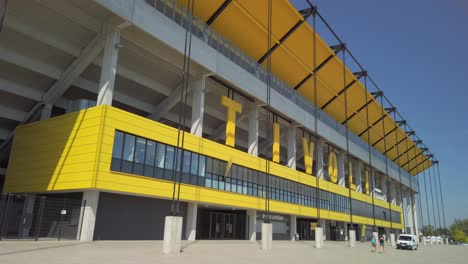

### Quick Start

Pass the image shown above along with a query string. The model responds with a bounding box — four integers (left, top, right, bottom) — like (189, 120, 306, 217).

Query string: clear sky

(291, 0, 468, 227)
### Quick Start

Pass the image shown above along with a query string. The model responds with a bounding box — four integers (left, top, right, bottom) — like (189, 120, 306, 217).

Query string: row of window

(111, 131, 399, 221)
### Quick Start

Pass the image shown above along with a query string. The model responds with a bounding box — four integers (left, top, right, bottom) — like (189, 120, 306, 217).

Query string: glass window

(190, 153, 199, 185)
(122, 134, 135, 173)
(111, 131, 124, 171)
(218, 176, 225, 191)
(133, 137, 146, 175)
(225, 177, 232, 192)
(182, 151, 191, 184)
(198, 155, 206, 186)
(164, 146, 175, 180)
(144, 140, 156, 177)
(112, 131, 124, 159)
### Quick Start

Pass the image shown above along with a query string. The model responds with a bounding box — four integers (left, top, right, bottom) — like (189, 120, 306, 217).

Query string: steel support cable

(432, 161, 442, 234)
(263, 0, 273, 223)
(363, 75, 377, 229)
(170, 0, 195, 216)
(379, 95, 393, 231)
(429, 165, 438, 233)
(0, 0, 7, 33)
(436, 163, 448, 235)
(422, 168, 433, 236)
(312, 8, 321, 227)
(342, 49, 354, 228)
(392, 110, 406, 232)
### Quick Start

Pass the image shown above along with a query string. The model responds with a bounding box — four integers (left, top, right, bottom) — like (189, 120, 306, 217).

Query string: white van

(396, 234, 419, 250)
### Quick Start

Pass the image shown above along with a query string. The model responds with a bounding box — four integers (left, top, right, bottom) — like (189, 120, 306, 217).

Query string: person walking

(371, 235, 377, 253)
(379, 235, 385, 253)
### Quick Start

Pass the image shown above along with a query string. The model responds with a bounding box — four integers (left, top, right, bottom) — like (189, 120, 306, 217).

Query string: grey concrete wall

(93, 192, 187, 240)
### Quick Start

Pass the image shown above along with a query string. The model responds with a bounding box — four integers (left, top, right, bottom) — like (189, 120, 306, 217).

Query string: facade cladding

(0, 0, 430, 242)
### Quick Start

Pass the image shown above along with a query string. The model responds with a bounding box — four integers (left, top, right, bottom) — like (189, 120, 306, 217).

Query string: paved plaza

(0, 240, 466, 264)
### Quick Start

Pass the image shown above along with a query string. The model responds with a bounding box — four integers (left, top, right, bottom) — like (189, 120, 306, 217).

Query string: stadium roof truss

(177, 0, 433, 175)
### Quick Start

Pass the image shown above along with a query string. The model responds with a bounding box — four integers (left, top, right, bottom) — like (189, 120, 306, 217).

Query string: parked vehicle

(425, 236, 442, 244)
(397, 234, 419, 250)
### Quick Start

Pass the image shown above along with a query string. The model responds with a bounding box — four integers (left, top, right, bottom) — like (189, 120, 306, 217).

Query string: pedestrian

(379, 235, 385, 253)
(371, 235, 377, 253)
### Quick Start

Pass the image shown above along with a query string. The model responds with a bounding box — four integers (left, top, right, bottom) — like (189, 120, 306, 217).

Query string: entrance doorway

(196, 209, 246, 240)
(210, 212, 235, 239)
(297, 219, 316, 240)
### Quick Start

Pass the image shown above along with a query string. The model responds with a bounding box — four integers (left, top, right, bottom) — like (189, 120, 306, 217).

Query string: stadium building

(0, 0, 441, 243)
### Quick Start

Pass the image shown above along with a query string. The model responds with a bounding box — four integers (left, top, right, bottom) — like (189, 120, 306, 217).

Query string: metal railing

(146, 0, 415, 189)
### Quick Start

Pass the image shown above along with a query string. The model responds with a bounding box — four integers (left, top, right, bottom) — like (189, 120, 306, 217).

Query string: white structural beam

(190, 78, 205, 137)
(149, 81, 184, 120)
(0, 105, 26, 122)
(5, 14, 172, 98)
(0, 129, 10, 140)
(42, 34, 105, 105)
(247, 103, 259, 156)
(97, 27, 120, 105)
(287, 125, 296, 169)
(0, 78, 68, 109)
(35, 0, 101, 32)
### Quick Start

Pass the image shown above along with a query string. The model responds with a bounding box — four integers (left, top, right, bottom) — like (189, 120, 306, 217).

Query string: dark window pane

(112, 131, 124, 158)
(123, 134, 135, 162)
(111, 158, 121, 171)
(156, 143, 166, 168)
(145, 140, 156, 165)
(135, 137, 146, 164)
(190, 153, 199, 185)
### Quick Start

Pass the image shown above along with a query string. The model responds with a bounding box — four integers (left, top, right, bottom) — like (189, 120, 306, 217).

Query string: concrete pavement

(0, 240, 466, 264)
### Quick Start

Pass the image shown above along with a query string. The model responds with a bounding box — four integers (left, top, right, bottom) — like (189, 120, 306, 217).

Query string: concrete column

(247, 210, 256, 241)
(19, 195, 35, 237)
(406, 192, 414, 235)
(97, 26, 120, 106)
(79, 190, 99, 241)
(382, 175, 388, 201)
(337, 152, 345, 187)
(247, 103, 259, 156)
(353, 160, 362, 192)
(412, 195, 419, 238)
(344, 222, 348, 241)
(190, 78, 205, 137)
(319, 219, 327, 240)
(349, 229, 356, 247)
(316, 140, 325, 179)
(390, 233, 396, 247)
(163, 216, 183, 254)
(390, 182, 397, 205)
(185, 202, 198, 241)
(287, 125, 296, 169)
(290, 215, 297, 241)
(315, 227, 324, 248)
(40, 104, 53, 120)
(261, 223, 272, 250)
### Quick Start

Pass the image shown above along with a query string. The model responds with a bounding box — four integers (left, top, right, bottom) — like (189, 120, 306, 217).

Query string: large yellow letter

(272, 122, 280, 163)
(349, 161, 356, 190)
(221, 96, 242, 147)
(328, 152, 338, 183)
(302, 137, 315, 175)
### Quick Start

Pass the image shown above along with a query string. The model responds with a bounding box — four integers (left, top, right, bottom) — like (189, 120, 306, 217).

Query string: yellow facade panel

(5, 106, 402, 227)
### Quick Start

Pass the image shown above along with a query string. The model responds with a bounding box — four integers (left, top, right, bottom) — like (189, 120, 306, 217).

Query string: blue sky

(291, 0, 468, 227)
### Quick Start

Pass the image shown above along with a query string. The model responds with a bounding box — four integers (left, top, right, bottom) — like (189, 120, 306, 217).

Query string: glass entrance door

(210, 212, 237, 239)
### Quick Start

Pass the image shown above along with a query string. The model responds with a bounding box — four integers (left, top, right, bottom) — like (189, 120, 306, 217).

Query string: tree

(451, 229, 465, 242)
